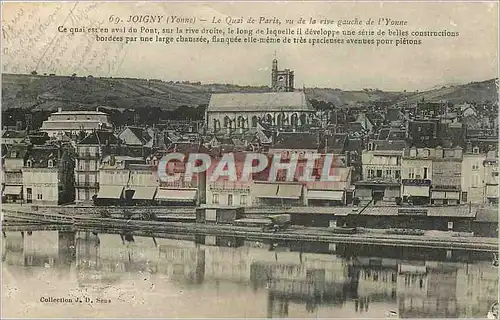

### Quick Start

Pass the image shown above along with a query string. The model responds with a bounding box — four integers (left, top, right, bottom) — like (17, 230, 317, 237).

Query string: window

(447, 221, 454, 230)
(461, 192, 468, 203)
(212, 194, 219, 204)
(408, 168, 415, 179)
(473, 147, 479, 154)
(423, 167, 428, 179)
(37, 194, 43, 200)
(422, 149, 430, 157)
(385, 170, 392, 178)
(368, 169, 374, 178)
(240, 195, 247, 205)
(472, 175, 479, 187)
(251, 116, 258, 128)
(228, 194, 233, 206)
(410, 148, 417, 157)
(493, 172, 499, 177)
(472, 163, 479, 170)
(26, 160, 32, 168)
(368, 143, 373, 151)
(376, 170, 382, 178)
(213, 119, 220, 130)
(395, 170, 401, 179)
(26, 188, 32, 203)
(47, 159, 54, 168)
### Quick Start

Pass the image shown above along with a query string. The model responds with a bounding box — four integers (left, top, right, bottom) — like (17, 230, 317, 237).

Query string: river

(1, 229, 498, 318)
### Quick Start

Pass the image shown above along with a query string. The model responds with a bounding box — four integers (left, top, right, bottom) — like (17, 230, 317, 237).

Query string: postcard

(1, 1, 499, 319)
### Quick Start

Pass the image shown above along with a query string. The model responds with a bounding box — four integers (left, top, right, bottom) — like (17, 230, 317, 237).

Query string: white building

(75, 131, 120, 203)
(461, 148, 498, 204)
(401, 147, 434, 203)
(22, 144, 73, 205)
(461, 149, 486, 204)
(483, 150, 499, 205)
(356, 140, 405, 201)
(41, 108, 112, 137)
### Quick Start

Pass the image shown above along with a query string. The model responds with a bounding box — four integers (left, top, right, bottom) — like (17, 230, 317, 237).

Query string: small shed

(472, 207, 498, 237)
(196, 205, 245, 224)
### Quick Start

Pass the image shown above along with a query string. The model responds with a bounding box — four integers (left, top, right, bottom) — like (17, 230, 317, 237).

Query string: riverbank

(2, 219, 498, 252)
(2, 205, 498, 252)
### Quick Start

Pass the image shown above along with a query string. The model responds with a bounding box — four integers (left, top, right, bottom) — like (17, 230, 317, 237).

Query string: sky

(2, 1, 499, 91)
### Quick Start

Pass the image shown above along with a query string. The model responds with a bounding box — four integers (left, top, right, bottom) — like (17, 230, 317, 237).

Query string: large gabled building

(206, 91, 315, 133)
(205, 58, 315, 133)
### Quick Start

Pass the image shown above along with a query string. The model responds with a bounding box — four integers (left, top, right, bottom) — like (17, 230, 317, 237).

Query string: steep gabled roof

(272, 132, 319, 150)
(208, 92, 313, 112)
(26, 145, 60, 168)
(126, 126, 152, 145)
(325, 133, 347, 153)
(4, 144, 30, 159)
(78, 131, 120, 145)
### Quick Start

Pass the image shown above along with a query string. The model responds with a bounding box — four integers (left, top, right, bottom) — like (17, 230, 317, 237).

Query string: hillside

(1, 73, 497, 111)
(392, 79, 498, 105)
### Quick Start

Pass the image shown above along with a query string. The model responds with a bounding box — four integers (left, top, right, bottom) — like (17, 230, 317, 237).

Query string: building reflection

(397, 263, 458, 318)
(74, 231, 206, 286)
(1, 230, 497, 318)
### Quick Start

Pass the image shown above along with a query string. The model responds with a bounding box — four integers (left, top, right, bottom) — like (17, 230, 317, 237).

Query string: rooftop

(78, 131, 121, 145)
(207, 92, 313, 112)
(51, 110, 107, 115)
(2, 130, 27, 139)
(272, 132, 319, 150)
(367, 140, 407, 151)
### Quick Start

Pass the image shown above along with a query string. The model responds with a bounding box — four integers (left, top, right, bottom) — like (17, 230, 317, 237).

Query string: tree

(31, 70, 37, 75)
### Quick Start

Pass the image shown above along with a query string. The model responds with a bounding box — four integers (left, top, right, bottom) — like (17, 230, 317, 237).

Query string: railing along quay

(2, 209, 497, 252)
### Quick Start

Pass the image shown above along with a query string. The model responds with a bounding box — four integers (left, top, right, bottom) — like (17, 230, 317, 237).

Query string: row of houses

(359, 140, 499, 205)
(2, 129, 498, 208)
(1, 129, 353, 207)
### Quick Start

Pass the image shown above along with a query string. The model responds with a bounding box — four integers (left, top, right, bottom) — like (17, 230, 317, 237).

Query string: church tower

(271, 57, 294, 92)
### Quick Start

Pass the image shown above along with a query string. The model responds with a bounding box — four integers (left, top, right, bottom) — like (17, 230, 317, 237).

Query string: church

(205, 58, 315, 133)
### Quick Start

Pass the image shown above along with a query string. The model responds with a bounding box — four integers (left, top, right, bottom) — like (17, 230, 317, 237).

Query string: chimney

(58, 107, 62, 113)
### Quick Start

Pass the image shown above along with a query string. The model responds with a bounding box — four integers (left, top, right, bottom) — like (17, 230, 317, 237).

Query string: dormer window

(11, 151, 17, 158)
(48, 159, 54, 168)
(422, 149, 430, 158)
(26, 160, 32, 168)
(473, 147, 480, 154)
(152, 157, 158, 166)
(410, 148, 417, 157)
(146, 157, 151, 165)
(367, 143, 373, 151)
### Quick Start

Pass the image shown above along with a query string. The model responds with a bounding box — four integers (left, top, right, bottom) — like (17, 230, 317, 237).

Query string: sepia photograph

(1, 1, 499, 318)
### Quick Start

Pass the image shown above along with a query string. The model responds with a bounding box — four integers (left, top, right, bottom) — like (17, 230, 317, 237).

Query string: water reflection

(1, 230, 498, 318)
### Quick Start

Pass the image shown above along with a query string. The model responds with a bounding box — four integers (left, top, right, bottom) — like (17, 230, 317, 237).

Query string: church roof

(207, 92, 313, 113)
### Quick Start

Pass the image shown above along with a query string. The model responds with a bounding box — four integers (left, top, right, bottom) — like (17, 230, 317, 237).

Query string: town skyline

(2, 71, 497, 94)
